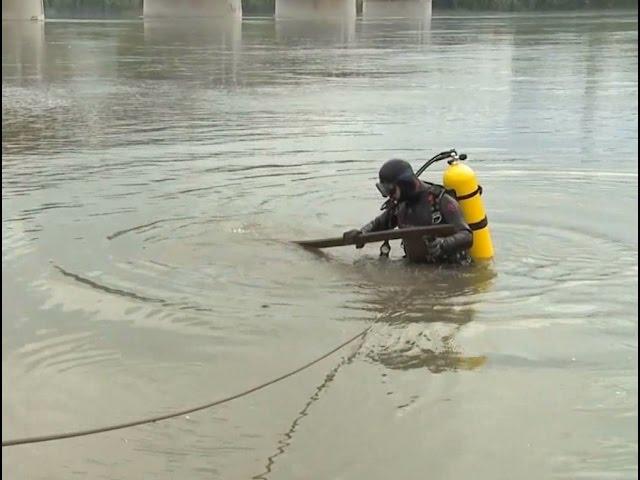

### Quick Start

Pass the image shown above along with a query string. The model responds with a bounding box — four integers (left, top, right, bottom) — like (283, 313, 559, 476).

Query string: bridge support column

(2, 0, 44, 21)
(143, 0, 241, 18)
(276, 0, 356, 20)
(362, 0, 431, 18)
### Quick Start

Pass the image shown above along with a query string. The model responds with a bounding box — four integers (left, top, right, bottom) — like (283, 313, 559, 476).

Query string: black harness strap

(456, 185, 483, 201)
(469, 216, 488, 231)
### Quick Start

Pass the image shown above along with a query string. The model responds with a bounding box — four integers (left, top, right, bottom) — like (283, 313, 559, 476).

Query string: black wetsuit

(361, 182, 473, 264)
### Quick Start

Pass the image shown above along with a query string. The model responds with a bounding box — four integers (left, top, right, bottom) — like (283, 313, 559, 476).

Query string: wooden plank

(294, 225, 456, 249)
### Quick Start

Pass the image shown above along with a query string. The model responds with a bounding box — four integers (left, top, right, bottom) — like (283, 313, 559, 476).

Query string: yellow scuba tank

(442, 158, 494, 261)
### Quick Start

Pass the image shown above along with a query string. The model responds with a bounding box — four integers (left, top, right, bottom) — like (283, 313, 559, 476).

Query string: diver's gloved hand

(343, 229, 365, 249)
(425, 237, 450, 259)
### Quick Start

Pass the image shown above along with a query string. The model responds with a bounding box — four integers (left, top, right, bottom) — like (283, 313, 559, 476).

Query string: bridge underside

(2, 0, 432, 20)
(2, 0, 44, 20)
(3, 0, 431, 21)
(363, 0, 432, 18)
(275, 0, 356, 20)
(143, 0, 241, 18)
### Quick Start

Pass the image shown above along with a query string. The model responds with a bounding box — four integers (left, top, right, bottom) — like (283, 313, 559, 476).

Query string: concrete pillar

(2, 0, 44, 21)
(363, 0, 431, 18)
(143, 0, 241, 18)
(276, 0, 356, 20)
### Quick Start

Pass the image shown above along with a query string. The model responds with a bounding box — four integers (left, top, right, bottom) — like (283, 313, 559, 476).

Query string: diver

(343, 158, 473, 264)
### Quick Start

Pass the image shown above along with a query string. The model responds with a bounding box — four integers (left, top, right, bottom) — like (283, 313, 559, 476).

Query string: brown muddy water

(2, 11, 638, 480)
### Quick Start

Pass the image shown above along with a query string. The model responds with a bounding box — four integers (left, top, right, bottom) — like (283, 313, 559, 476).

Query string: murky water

(2, 11, 637, 480)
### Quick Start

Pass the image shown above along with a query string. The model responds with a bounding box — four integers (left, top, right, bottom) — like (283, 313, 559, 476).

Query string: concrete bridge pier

(2, 0, 44, 21)
(143, 0, 242, 18)
(363, 0, 432, 18)
(276, 0, 356, 20)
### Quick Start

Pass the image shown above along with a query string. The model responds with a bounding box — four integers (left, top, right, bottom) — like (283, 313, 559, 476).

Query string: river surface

(2, 10, 638, 480)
